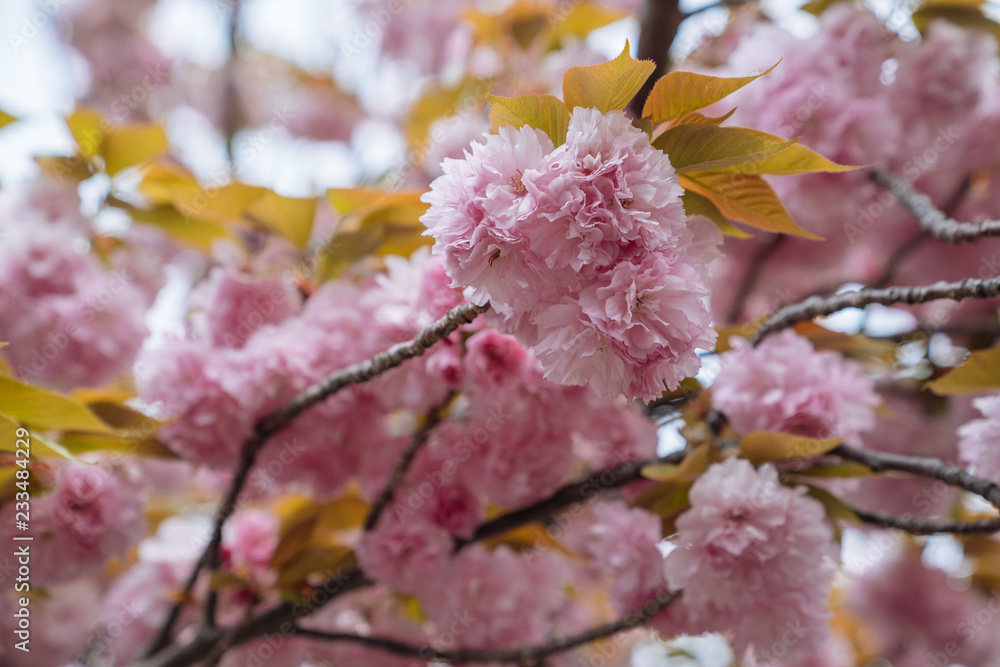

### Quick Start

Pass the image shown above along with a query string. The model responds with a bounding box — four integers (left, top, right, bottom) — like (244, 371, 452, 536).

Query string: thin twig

(726, 236, 783, 324)
(292, 589, 681, 664)
(871, 168, 1000, 243)
(364, 392, 456, 531)
(749, 276, 1000, 345)
(457, 450, 687, 549)
(629, 0, 684, 117)
(144, 301, 489, 655)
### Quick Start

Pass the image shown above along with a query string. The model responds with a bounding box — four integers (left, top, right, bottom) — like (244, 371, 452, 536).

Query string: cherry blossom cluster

(422, 107, 720, 400)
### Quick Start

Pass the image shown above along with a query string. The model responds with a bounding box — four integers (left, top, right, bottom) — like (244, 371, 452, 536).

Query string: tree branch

(145, 302, 489, 655)
(458, 450, 687, 549)
(629, 0, 684, 117)
(749, 276, 1000, 345)
(871, 168, 1000, 243)
(364, 391, 456, 531)
(292, 588, 681, 664)
(833, 444, 1000, 534)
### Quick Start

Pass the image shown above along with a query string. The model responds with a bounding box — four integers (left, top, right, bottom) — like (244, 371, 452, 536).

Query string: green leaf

(642, 63, 779, 125)
(739, 431, 843, 465)
(681, 190, 751, 238)
(654, 124, 798, 175)
(487, 93, 571, 146)
(680, 172, 823, 239)
(0, 377, 116, 434)
(563, 42, 656, 113)
(926, 345, 1000, 395)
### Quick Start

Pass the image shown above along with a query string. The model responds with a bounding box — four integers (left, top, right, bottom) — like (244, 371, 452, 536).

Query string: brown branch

(726, 236, 783, 324)
(144, 301, 489, 655)
(749, 276, 1000, 345)
(292, 588, 681, 664)
(364, 392, 456, 531)
(457, 450, 687, 549)
(833, 444, 1000, 534)
(871, 168, 1000, 243)
(629, 0, 684, 117)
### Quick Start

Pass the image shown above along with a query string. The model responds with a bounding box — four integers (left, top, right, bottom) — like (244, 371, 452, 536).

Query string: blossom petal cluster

(659, 457, 835, 661)
(0, 179, 150, 390)
(0, 461, 145, 587)
(712, 330, 879, 443)
(421, 107, 720, 400)
(958, 392, 1000, 484)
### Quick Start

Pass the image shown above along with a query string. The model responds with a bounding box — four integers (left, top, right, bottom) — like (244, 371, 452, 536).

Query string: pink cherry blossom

(422, 108, 719, 399)
(561, 499, 666, 614)
(357, 515, 453, 596)
(189, 268, 301, 348)
(0, 461, 145, 587)
(712, 330, 879, 443)
(661, 458, 835, 660)
(958, 393, 1000, 484)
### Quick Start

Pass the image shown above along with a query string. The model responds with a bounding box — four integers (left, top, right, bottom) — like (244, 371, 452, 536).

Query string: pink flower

(422, 545, 568, 649)
(0, 579, 101, 667)
(661, 458, 835, 660)
(958, 393, 1000, 484)
(848, 545, 1000, 665)
(0, 462, 145, 586)
(561, 500, 665, 614)
(222, 509, 279, 575)
(535, 252, 715, 399)
(713, 330, 879, 443)
(0, 182, 149, 390)
(422, 108, 719, 400)
(189, 268, 300, 348)
(357, 516, 452, 596)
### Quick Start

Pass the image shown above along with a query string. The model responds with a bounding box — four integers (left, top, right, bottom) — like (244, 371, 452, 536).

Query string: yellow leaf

(34, 156, 94, 183)
(487, 93, 570, 146)
(642, 443, 716, 482)
(59, 431, 176, 457)
(405, 79, 484, 149)
(681, 191, 751, 238)
(104, 124, 169, 175)
(0, 377, 116, 434)
(320, 189, 432, 279)
(108, 198, 236, 251)
(654, 124, 798, 175)
(277, 546, 356, 589)
(912, 3, 1000, 40)
(791, 461, 873, 478)
(0, 416, 77, 460)
(739, 431, 843, 465)
(791, 321, 896, 360)
(712, 134, 858, 175)
(563, 42, 656, 113)
(666, 108, 736, 128)
(67, 108, 106, 160)
(244, 192, 317, 248)
(0, 109, 15, 130)
(803, 483, 861, 524)
(548, 2, 629, 42)
(680, 172, 822, 239)
(138, 160, 200, 205)
(642, 63, 779, 125)
(480, 522, 579, 559)
(926, 345, 1000, 395)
